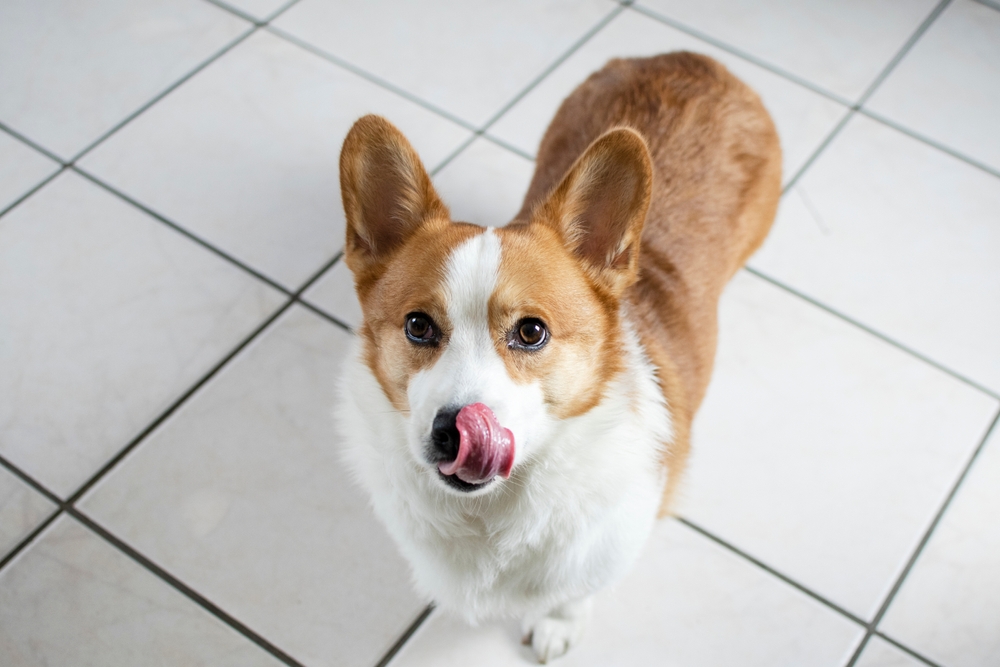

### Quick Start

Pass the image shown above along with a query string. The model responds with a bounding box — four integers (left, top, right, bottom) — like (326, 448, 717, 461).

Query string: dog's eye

(512, 318, 548, 350)
(405, 312, 438, 345)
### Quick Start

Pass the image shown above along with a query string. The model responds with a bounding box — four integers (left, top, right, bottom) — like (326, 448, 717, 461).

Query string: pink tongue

(438, 403, 515, 485)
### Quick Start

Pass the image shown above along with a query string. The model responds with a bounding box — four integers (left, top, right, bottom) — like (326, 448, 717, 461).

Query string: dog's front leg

(521, 597, 593, 664)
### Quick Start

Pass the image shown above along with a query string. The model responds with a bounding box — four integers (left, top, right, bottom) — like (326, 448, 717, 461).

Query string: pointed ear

(532, 127, 652, 296)
(339, 115, 448, 278)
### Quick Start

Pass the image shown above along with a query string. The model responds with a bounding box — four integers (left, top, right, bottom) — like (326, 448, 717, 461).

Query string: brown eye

(513, 318, 548, 350)
(405, 313, 438, 345)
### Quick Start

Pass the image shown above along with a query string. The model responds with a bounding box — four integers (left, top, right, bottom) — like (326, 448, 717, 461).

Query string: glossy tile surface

(866, 0, 1000, 174)
(3, 2, 999, 665)
(635, 0, 938, 101)
(81, 30, 471, 290)
(489, 8, 847, 184)
(0, 171, 283, 497)
(681, 271, 998, 620)
(854, 637, 925, 667)
(0, 516, 283, 667)
(0, 467, 55, 561)
(751, 114, 1000, 395)
(880, 424, 1000, 667)
(302, 259, 362, 331)
(272, 0, 614, 126)
(391, 519, 862, 667)
(432, 138, 536, 227)
(0, 0, 248, 159)
(81, 306, 425, 667)
(0, 131, 60, 213)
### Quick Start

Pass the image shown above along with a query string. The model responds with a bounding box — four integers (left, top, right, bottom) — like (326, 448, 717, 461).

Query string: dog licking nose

(433, 403, 514, 486)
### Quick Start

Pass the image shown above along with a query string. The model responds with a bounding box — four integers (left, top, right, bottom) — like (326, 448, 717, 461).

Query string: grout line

(743, 266, 1000, 401)
(475, 3, 627, 133)
(294, 297, 353, 333)
(0, 120, 67, 164)
(69, 508, 308, 667)
(0, 509, 62, 572)
(0, 166, 67, 221)
(843, 406, 1000, 667)
(265, 25, 479, 133)
(71, 166, 294, 296)
(972, 0, 1000, 11)
(0, 457, 307, 667)
(627, 3, 854, 107)
(429, 134, 480, 177)
(854, 0, 952, 108)
(202, 0, 266, 25)
(675, 516, 868, 627)
(781, 108, 854, 193)
(857, 108, 1000, 181)
(68, 26, 259, 165)
(64, 299, 295, 505)
(479, 132, 535, 162)
(373, 604, 436, 667)
(873, 630, 945, 667)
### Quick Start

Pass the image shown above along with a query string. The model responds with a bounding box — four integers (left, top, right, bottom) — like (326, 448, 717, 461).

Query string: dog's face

(340, 116, 651, 495)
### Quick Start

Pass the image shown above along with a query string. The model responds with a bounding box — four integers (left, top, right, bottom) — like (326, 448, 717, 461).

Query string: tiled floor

(1, 1, 998, 666)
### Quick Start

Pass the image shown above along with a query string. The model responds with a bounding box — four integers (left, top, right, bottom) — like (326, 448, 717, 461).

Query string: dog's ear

(532, 128, 652, 296)
(340, 115, 448, 278)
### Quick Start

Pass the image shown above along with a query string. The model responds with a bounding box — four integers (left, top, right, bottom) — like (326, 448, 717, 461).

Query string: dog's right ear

(340, 115, 448, 279)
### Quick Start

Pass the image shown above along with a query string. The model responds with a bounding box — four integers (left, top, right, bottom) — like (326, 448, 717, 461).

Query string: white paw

(521, 599, 591, 664)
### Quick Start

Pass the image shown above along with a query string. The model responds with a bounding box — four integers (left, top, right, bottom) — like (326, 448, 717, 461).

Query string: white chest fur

(337, 322, 672, 622)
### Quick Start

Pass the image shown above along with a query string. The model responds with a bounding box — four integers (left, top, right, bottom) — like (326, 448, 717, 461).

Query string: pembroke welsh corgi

(336, 52, 781, 663)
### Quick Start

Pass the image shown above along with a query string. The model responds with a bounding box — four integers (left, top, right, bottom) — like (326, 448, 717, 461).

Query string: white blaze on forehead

(444, 228, 501, 331)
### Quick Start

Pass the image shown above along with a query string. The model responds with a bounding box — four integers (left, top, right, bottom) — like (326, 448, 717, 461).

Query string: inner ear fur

(533, 127, 652, 296)
(340, 114, 448, 279)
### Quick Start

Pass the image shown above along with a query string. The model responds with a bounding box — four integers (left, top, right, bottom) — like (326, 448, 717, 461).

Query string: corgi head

(340, 115, 651, 495)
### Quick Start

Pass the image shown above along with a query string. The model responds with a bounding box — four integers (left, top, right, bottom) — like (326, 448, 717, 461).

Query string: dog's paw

(521, 599, 591, 664)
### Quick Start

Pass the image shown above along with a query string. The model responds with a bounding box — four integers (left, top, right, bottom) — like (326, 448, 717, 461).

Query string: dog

(336, 52, 781, 663)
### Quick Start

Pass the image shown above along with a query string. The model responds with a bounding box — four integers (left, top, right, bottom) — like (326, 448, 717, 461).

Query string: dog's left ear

(340, 115, 449, 281)
(532, 128, 652, 297)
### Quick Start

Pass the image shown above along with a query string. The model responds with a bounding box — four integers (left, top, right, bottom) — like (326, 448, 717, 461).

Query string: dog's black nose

(429, 406, 461, 463)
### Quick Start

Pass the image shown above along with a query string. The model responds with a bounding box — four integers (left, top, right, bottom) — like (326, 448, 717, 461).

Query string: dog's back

(518, 53, 782, 511)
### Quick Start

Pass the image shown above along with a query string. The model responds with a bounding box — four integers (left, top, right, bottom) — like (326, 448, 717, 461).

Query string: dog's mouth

(431, 403, 515, 492)
(437, 471, 493, 492)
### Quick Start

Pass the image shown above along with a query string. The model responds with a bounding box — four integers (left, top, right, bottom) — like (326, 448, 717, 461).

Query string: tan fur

(517, 53, 782, 514)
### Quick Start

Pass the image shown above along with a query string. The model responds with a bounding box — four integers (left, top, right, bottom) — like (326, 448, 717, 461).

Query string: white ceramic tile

(81, 306, 425, 667)
(0, 0, 249, 159)
(302, 259, 362, 331)
(80, 30, 472, 290)
(217, 0, 289, 22)
(0, 131, 60, 213)
(866, 0, 1000, 174)
(680, 271, 998, 620)
(751, 114, 1000, 395)
(880, 425, 1000, 667)
(635, 0, 938, 102)
(433, 138, 536, 226)
(0, 467, 56, 561)
(488, 9, 847, 185)
(0, 515, 282, 667)
(0, 171, 284, 498)
(854, 636, 925, 667)
(390, 519, 862, 667)
(272, 0, 614, 127)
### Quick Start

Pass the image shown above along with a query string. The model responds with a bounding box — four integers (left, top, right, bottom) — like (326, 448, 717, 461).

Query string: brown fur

(517, 53, 782, 513)
(339, 52, 781, 516)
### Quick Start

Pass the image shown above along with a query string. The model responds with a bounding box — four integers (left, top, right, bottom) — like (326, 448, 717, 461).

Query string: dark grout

(873, 630, 946, 667)
(857, 108, 1000, 181)
(676, 516, 868, 626)
(70, 508, 308, 667)
(743, 266, 1000, 402)
(0, 165, 67, 222)
(971, 0, 1000, 11)
(0, 509, 61, 573)
(628, 3, 854, 107)
(374, 604, 436, 667)
(843, 407, 1000, 667)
